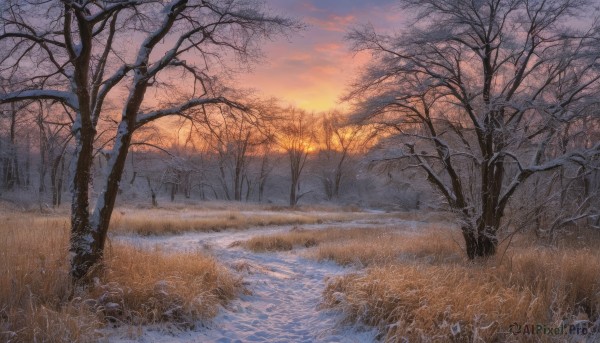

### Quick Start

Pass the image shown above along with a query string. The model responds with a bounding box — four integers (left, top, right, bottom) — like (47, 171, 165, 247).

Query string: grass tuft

(319, 229, 600, 342)
(241, 226, 462, 266)
(242, 223, 600, 341)
(108, 209, 393, 236)
(1, 214, 241, 342)
(242, 227, 393, 253)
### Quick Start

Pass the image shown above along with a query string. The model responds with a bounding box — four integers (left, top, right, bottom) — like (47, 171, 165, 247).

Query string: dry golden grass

(110, 211, 321, 235)
(241, 226, 461, 265)
(241, 227, 392, 252)
(241, 224, 600, 341)
(0, 215, 100, 343)
(391, 210, 456, 223)
(91, 245, 240, 326)
(108, 208, 394, 236)
(317, 228, 600, 342)
(314, 229, 462, 266)
(0, 214, 241, 343)
(126, 200, 365, 213)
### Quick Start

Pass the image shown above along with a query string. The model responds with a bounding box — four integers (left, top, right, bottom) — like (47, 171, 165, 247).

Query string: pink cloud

(306, 14, 356, 32)
(299, 1, 322, 13)
(230, 1, 402, 111)
(314, 42, 343, 53)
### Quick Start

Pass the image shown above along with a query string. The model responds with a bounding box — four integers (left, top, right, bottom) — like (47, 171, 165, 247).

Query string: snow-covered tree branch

(0, 0, 299, 281)
(348, 0, 600, 259)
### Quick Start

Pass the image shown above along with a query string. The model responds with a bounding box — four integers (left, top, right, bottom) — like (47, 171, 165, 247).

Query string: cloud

(300, 0, 398, 14)
(314, 43, 343, 53)
(231, 0, 402, 112)
(306, 14, 356, 32)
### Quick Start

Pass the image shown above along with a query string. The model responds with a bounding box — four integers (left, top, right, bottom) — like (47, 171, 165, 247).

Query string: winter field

(3, 0, 600, 342)
(2, 202, 599, 343)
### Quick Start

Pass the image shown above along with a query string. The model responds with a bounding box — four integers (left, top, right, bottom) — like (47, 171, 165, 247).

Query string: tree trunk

(199, 183, 206, 200)
(289, 149, 304, 207)
(146, 176, 157, 207)
(39, 149, 47, 194)
(12, 153, 20, 188)
(322, 176, 333, 200)
(129, 171, 137, 185)
(73, 120, 135, 281)
(464, 147, 503, 259)
(69, 125, 99, 281)
(234, 167, 242, 201)
(0, 140, 3, 193)
(244, 175, 252, 202)
(4, 145, 19, 190)
(57, 157, 64, 207)
(184, 172, 191, 198)
(462, 224, 498, 259)
(258, 153, 270, 202)
(333, 152, 347, 199)
(24, 134, 30, 188)
(333, 172, 342, 199)
(4, 102, 20, 190)
(258, 181, 265, 202)
(216, 159, 231, 201)
(290, 175, 298, 206)
(52, 156, 65, 207)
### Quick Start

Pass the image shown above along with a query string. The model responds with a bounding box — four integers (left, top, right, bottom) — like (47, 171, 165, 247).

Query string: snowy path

(109, 218, 416, 343)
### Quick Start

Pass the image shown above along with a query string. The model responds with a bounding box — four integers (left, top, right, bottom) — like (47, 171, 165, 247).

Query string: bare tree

(514, 118, 600, 239)
(160, 151, 198, 201)
(276, 107, 316, 206)
(0, 79, 32, 190)
(348, 0, 600, 258)
(199, 107, 264, 201)
(317, 111, 370, 200)
(0, 0, 297, 281)
(35, 101, 72, 207)
(0, 102, 21, 189)
(256, 126, 276, 202)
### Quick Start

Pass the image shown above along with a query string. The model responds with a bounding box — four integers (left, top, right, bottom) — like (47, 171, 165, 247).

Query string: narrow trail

(110, 218, 414, 343)
(192, 243, 376, 343)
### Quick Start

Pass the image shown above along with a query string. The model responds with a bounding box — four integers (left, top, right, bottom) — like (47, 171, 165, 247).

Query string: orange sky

(234, 0, 404, 113)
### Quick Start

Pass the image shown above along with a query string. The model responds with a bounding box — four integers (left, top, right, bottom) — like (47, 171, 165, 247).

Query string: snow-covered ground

(108, 217, 419, 343)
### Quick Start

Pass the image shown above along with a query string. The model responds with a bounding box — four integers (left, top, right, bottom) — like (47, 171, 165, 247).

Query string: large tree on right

(348, 0, 600, 259)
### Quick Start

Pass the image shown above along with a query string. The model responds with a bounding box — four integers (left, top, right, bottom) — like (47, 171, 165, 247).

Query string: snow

(0, 90, 79, 109)
(107, 217, 417, 342)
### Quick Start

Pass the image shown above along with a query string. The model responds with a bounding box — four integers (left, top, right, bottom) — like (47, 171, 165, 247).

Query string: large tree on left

(0, 0, 296, 281)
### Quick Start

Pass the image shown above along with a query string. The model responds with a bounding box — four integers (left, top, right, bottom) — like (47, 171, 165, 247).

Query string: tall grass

(241, 227, 393, 252)
(240, 224, 600, 341)
(313, 229, 461, 266)
(0, 214, 240, 342)
(110, 211, 324, 235)
(318, 229, 600, 342)
(240, 226, 461, 265)
(109, 209, 395, 236)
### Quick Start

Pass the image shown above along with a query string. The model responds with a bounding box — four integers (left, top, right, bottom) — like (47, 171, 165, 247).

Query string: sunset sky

(236, 0, 405, 112)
